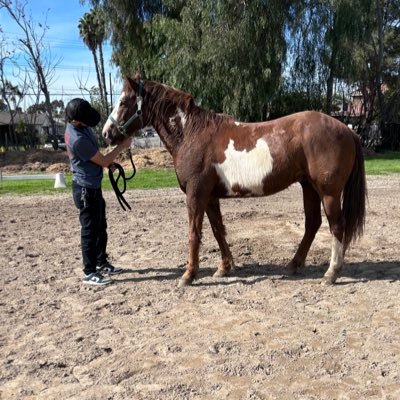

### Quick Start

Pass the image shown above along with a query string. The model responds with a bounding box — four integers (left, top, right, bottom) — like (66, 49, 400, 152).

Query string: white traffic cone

(54, 172, 66, 188)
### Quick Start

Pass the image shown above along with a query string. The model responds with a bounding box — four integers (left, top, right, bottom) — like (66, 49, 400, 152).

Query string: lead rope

(108, 148, 136, 211)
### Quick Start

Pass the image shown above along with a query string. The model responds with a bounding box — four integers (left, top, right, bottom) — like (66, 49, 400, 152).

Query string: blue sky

(0, 0, 121, 108)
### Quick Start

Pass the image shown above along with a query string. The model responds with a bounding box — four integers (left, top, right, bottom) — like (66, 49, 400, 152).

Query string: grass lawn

(364, 151, 400, 175)
(1, 151, 400, 195)
(0, 168, 179, 195)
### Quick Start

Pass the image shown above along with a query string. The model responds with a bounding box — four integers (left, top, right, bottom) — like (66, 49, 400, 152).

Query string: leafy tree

(84, 0, 295, 121)
(1, 80, 22, 110)
(334, 0, 400, 148)
(0, 80, 23, 148)
(268, 88, 324, 119)
(26, 100, 65, 118)
(323, 0, 373, 114)
(83, 0, 399, 144)
(369, 0, 400, 147)
(288, 0, 373, 115)
(168, 1, 292, 121)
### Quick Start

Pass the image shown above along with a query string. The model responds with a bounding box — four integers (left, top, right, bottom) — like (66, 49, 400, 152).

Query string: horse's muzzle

(103, 134, 111, 146)
(102, 122, 115, 145)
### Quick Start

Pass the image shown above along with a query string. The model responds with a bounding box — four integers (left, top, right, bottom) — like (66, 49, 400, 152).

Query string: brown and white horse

(103, 76, 367, 287)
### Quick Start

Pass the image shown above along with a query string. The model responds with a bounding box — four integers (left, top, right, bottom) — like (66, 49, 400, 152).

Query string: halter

(107, 80, 144, 210)
(108, 80, 144, 137)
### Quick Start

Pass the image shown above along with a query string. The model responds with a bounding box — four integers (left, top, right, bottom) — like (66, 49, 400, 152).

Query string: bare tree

(0, 0, 62, 150)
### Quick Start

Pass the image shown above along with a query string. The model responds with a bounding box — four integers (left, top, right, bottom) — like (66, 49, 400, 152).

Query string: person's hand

(108, 163, 117, 172)
(120, 137, 132, 150)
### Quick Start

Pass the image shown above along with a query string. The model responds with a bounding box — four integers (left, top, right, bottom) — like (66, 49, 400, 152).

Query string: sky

(0, 0, 122, 109)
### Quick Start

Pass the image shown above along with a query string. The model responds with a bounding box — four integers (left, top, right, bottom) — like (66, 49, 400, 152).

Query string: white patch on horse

(234, 121, 242, 126)
(177, 108, 187, 128)
(169, 107, 187, 129)
(326, 236, 344, 277)
(102, 91, 126, 135)
(214, 138, 273, 196)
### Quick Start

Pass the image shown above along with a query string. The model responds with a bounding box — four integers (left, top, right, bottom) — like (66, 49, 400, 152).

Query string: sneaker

(82, 272, 112, 286)
(96, 261, 123, 275)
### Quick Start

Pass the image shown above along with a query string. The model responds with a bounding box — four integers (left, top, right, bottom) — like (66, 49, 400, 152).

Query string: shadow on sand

(113, 261, 400, 286)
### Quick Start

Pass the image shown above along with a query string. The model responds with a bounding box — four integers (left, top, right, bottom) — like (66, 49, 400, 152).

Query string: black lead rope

(108, 149, 136, 211)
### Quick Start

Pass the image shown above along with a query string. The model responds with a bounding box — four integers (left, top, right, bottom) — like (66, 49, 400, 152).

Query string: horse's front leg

(179, 194, 206, 287)
(206, 198, 235, 278)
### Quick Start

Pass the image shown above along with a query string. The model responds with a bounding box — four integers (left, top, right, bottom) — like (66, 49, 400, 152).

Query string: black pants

(72, 181, 108, 275)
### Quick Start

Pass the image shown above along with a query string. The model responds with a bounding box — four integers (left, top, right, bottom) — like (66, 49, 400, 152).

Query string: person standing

(64, 98, 132, 286)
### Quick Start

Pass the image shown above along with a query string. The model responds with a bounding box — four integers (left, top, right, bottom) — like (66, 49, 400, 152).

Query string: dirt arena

(1, 168, 399, 399)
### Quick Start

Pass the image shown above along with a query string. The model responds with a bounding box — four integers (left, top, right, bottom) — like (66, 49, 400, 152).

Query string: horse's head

(102, 75, 145, 145)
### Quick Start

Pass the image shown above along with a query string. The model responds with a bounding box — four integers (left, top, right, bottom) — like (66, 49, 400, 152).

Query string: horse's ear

(184, 95, 195, 113)
(125, 75, 139, 92)
(125, 72, 143, 92)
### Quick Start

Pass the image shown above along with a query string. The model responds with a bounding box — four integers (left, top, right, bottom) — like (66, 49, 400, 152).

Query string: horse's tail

(343, 133, 367, 251)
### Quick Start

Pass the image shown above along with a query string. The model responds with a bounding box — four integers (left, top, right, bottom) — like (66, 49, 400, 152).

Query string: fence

(133, 135, 163, 149)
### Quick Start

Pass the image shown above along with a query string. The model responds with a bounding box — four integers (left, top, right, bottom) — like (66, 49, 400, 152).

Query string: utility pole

(109, 73, 113, 110)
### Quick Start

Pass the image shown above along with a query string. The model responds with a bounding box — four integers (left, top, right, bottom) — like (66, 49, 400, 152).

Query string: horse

(102, 75, 367, 287)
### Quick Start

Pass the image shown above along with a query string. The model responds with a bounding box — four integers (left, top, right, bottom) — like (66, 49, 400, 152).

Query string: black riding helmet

(65, 98, 101, 127)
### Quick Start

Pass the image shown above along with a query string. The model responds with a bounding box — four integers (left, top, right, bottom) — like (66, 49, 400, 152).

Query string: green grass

(0, 169, 179, 195)
(364, 151, 400, 175)
(0, 178, 68, 195)
(1, 152, 400, 195)
(104, 168, 178, 190)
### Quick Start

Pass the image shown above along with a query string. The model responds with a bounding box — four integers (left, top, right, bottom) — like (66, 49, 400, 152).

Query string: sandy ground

(0, 174, 399, 400)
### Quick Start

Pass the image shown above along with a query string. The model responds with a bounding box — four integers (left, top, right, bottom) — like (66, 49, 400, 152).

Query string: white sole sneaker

(82, 272, 112, 286)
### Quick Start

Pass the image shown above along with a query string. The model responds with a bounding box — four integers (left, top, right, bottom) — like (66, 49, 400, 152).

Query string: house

(0, 111, 64, 148)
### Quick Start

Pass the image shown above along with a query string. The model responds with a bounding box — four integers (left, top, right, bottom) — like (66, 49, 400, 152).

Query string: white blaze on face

(214, 138, 273, 196)
(102, 91, 126, 135)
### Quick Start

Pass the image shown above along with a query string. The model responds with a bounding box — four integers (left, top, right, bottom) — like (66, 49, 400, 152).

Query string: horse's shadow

(116, 261, 400, 285)
(197, 261, 400, 286)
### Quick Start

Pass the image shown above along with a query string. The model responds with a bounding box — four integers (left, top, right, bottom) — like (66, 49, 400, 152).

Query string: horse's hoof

(287, 260, 302, 276)
(219, 260, 235, 274)
(213, 269, 229, 278)
(178, 278, 192, 288)
(287, 264, 297, 276)
(322, 274, 337, 285)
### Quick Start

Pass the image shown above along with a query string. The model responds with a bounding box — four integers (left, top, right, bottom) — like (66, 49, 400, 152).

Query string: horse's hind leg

(288, 181, 322, 275)
(322, 194, 345, 285)
(206, 198, 234, 278)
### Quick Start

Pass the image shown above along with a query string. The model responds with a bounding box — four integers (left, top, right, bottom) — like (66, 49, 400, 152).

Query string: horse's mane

(144, 79, 234, 136)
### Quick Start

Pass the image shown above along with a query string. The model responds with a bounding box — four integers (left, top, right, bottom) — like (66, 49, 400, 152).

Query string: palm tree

(92, 8, 109, 112)
(79, 8, 108, 111)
